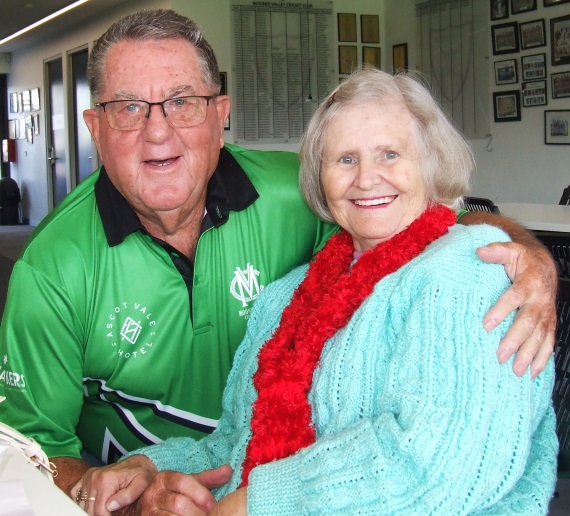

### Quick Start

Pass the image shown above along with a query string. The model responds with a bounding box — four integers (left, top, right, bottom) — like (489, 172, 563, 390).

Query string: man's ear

(83, 108, 103, 156)
(214, 95, 231, 148)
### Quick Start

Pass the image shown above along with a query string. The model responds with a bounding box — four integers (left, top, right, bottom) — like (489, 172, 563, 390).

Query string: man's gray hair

(87, 9, 221, 102)
(300, 67, 474, 222)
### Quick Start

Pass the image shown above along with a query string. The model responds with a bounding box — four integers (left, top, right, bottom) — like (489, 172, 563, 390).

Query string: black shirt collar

(95, 147, 260, 247)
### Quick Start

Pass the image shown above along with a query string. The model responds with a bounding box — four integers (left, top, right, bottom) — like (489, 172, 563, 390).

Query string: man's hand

(74, 456, 233, 516)
(461, 211, 557, 377)
(129, 465, 233, 516)
(477, 240, 557, 377)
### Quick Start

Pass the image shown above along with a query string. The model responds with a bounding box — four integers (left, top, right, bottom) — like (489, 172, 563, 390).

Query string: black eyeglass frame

(94, 95, 218, 128)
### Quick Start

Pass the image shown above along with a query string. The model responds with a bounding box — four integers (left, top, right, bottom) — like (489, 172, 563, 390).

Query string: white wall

(385, 0, 570, 205)
(6, 0, 570, 225)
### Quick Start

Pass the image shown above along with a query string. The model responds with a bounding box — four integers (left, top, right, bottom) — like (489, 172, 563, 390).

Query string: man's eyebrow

(168, 85, 197, 98)
(110, 86, 197, 101)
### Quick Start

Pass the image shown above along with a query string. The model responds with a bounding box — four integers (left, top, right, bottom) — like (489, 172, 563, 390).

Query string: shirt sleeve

(0, 260, 86, 459)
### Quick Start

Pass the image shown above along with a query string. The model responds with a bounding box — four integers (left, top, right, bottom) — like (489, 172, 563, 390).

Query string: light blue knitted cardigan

(134, 224, 558, 514)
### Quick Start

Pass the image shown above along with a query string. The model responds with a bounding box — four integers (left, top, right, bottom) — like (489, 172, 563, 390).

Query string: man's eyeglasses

(95, 95, 218, 131)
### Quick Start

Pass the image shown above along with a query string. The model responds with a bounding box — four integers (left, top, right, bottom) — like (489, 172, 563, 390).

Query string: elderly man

(0, 9, 557, 500)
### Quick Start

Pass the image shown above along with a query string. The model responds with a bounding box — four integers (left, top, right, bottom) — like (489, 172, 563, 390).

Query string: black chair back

(559, 186, 570, 206)
(462, 196, 500, 214)
(554, 278, 570, 477)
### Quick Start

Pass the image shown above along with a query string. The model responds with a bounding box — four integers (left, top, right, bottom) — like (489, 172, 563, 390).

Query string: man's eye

(171, 98, 188, 107)
(124, 103, 142, 113)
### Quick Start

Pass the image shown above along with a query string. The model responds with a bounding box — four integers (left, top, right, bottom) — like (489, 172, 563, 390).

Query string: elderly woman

(75, 68, 557, 515)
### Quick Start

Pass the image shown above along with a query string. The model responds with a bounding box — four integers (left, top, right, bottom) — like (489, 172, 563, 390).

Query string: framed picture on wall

(510, 0, 536, 14)
(491, 0, 509, 21)
(493, 90, 521, 121)
(494, 58, 518, 85)
(521, 53, 546, 80)
(338, 13, 357, 42)
(8, 120, 16, 139)
(339, 45, 358, 74)
(544, 0, 570, 6)
(545, 110, 570, 144)
(21, 90, 31, 112)
(360, 14, 379, 44)
(392, 43, 408, 72)
(519, 19, 546, 49)
(551, 14, 570, 66)
(30, 88, 40, 111)
(219, 72, 229, 130)
(522, 80, 547, 106)
(492, 22, 519, 55)
(9, 93, 18, 113)
(552, 71, 570, 98)
(362, 46, 381, 69)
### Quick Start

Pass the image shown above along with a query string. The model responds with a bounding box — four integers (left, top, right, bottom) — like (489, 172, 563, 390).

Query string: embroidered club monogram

(230, 263, 264, 308)
(120, 317, 142, 345)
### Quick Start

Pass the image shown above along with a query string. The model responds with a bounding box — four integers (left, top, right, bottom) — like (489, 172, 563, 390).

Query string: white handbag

(0, 420, 56, 482)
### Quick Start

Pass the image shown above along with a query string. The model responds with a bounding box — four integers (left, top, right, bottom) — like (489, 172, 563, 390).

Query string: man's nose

(143, 104, 173, 139)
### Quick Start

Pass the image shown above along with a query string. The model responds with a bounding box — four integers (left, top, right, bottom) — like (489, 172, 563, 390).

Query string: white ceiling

(0, 0, 131, 52)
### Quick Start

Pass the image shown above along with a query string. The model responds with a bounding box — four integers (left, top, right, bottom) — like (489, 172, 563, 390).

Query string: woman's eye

(339, 155, 356, 165)
(383, 151, 398, 160)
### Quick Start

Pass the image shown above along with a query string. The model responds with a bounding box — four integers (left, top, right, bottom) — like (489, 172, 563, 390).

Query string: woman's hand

(208, 487, 247, 516)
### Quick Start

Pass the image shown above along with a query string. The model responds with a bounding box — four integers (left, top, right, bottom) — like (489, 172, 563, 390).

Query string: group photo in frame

(392, 43, 408, 72)
(360, 14, 379, 44)
(339, 45, 357, 74)
(522, 80, 547, 106)
(519, 19, 546, 50)
(510, 0, 537, 14)
(521, 53, 546, 80)
(494, 58, 518, 85)
(552, 71, 570, 98)
(493, 90, 521, 121)
(545, 109, 570, 144)
(338, 13, 357, 42)
(492, 22, 519, 55)
(491, 0, 509, 21)
(551, 14, 570, 66)
(362, 46, 381, 69)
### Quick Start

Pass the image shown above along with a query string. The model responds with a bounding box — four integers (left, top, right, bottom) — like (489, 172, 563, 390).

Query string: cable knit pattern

(130, 224, 558, 515)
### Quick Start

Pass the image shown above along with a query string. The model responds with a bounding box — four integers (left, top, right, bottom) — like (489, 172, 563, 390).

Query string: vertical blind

(416, 0, 489, 139)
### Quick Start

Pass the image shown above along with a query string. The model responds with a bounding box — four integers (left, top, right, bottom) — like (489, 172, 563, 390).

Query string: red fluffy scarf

(240, 205, 456, 486)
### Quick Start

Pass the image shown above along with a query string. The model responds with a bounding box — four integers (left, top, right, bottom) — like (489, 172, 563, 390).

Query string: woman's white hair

(300, 67, 474, 223)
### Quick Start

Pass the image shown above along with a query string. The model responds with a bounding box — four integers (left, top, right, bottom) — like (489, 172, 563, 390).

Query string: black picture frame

(493, 90, 521, 121)
(521, 53, 546, 80)
(522, 80, 547, 106)
(492, 22, 520, 55)
(520, 19, 546, 49)
(491, 0, 509, 20)
(552, 71, 570, 98)
(219, 72, 229, 130)
(544, 0, 570, 7)
(551, 14, 570, 66)
(494, 58, 518, 85)
(510, 0, 537, 14)
(545, 110, 570, 144)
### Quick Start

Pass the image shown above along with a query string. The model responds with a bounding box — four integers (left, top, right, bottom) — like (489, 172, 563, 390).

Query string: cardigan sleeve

(247, 231, 557, 514)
